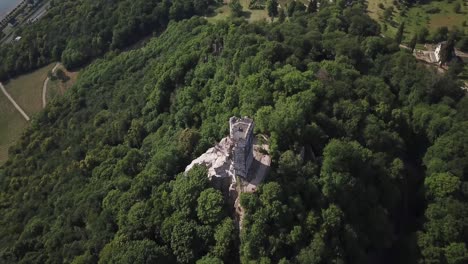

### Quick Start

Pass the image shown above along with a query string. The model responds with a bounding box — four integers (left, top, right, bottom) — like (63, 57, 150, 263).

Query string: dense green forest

(0, 0, 216, 80)
(1, 1, 468, 263)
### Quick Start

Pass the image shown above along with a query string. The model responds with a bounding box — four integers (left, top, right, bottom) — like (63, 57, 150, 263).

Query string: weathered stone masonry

(185, 116, 255, 180)
(229, 116, 254, 179)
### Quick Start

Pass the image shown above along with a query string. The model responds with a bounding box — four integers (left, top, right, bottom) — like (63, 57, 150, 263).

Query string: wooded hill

(0, 0, 216, 80)
(0, 1, 467, 264)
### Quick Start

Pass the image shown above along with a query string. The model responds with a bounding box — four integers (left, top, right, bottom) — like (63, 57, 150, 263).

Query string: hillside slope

(0, 4, 467, 264)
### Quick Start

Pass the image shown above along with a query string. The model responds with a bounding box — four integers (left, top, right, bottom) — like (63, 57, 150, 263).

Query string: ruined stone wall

(233, 142, 247, 177)
(230, 117, 255, 178)
(245, 142, 254, 179)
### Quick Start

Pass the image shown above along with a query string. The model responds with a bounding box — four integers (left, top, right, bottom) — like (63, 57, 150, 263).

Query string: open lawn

(207, 0, 269, 23)
(207, 0, 302, 23)
(206, 4, 231, 22)
(0, 63, 56, 165)
(367, 0, 468, 44)
(4, 63, 55, 116)
(46, 65, 78, 102)
(367, 0, 394, 21)
(0, 92, 28, 165)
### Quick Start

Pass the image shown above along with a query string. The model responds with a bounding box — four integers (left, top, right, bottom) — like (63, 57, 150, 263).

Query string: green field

(4, 63, 55, 115)
(207, 0, 303, 23)
(0, 93, 28, 165)
(367, 0, 468, 43)
(0, 63, 55, 165)
(207, 0, 269, 23)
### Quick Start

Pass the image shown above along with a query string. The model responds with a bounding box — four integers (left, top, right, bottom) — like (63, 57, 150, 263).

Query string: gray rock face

(185, 136, 235, 179)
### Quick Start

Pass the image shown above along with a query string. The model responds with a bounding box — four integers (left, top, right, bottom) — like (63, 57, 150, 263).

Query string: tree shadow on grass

(205, 6, 221, 18)
(242, 10, 252, 19)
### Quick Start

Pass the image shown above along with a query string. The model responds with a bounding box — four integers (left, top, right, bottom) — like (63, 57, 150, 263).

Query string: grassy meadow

(0, 93, 28, 165)
(367, 0, 468, 44)
(4, 63, 55, 115)
(207, 0, 305, 23)
(0, 63, 54, 165)
(207, 0, 269, 23)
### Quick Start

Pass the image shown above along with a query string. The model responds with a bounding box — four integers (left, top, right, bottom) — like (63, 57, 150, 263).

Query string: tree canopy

(0, 1, 467, 263)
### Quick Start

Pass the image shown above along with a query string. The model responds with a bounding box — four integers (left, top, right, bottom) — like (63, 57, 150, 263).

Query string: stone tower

(229, 116, 254, 178)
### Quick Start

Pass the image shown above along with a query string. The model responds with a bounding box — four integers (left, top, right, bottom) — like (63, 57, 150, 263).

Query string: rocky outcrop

(185, 137, 235, 179)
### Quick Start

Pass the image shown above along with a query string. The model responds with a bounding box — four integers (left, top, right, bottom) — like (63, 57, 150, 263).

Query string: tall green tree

(278, 8, 286, 22)
(383, 7, 393, 21)
(307, 0, 317, 13)
(453, 2, 461, 13)
(440, 36, 456, 65)
(395, 22, 405, 44)
(409, 34, 417, 52)
(197, 188, 225, 225)
(229, 0, 243, 17)
(267, 0, 279, 20)
(417, 27, 430, 43)
(287, 1, 297, 17)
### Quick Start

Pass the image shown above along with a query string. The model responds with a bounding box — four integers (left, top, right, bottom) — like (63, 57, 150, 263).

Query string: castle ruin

(230, 116, 254, 179)
(185, 116, 255, 180)
(185, 117, 271, 230)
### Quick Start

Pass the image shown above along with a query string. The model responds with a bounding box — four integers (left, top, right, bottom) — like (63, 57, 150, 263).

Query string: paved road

(42, 62, 60, 108)
(0, 82, 30, 121)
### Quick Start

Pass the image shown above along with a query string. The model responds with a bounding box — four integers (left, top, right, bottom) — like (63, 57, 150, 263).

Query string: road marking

(0, 82, 30, 121)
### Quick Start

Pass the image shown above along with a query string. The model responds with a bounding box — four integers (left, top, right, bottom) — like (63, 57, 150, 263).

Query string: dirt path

(0, 82, 30, 121)
(399, 43, 410, 50)
(42, 62, 60, 108)
(455, 49, 468, 59)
